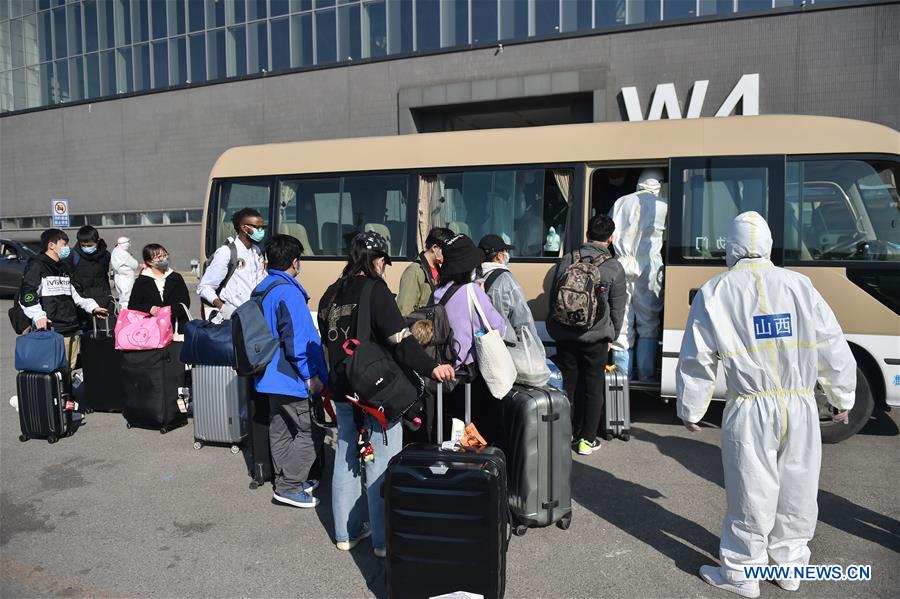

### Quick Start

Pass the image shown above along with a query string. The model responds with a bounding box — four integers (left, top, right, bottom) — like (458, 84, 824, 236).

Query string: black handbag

(339, 279, 420, 426)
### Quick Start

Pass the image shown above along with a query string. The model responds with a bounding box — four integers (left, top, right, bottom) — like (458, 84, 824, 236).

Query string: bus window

(211, 180, 272, 253)
(279, 173, 409, 257)
(421, 167, 572, 258)
(786, 158, 900, 262)
(677, 162, 772, 260)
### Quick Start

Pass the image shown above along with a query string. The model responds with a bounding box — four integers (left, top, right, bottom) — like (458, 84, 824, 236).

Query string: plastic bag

(512, 326, 551, 388)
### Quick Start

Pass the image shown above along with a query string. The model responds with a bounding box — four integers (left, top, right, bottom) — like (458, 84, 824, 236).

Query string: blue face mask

(81, 245, 97, 254)
(58, 245, 71, 259)
(248, 227, 265, 243)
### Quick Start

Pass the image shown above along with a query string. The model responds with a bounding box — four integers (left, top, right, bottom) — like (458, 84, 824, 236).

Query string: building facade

(1, 0, 897, 268)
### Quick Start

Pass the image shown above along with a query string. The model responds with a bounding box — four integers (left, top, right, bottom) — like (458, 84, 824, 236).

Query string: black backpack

(405, 283, 463, 366)
(337, 279, 420, 423)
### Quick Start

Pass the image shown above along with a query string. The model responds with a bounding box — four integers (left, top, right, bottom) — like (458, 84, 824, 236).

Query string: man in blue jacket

(255, 234, 328, 509)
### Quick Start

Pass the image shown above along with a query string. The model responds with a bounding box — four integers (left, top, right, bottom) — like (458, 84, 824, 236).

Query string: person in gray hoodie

(547, 214, 626, 455)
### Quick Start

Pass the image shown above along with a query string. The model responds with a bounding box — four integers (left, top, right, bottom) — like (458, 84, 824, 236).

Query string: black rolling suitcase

(502, 384, 573, 534)
(121, 344, 187, 433)
(246, 387, 274, 489)
(602, 365, 631, 441)
(80, 316, 124, 412)
(385, 383, 509, 599)
(16, 371, 71, 444)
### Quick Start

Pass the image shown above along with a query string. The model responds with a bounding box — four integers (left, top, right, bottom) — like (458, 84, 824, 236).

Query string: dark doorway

(412, 93, 594, 132)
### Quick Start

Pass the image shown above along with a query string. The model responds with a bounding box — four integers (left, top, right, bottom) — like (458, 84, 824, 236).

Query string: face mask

(121, 242, 131, 251)
(58, 245, 71, 259)
(502, 253, 510, 266)
(82, 245, 97, 254)
(155, 259, 170, 270)
(248, 227, 265, 243)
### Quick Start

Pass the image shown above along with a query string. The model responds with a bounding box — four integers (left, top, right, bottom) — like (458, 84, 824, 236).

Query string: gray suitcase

(502, 385, 573, 534)
(603, 366, 631, 441)
(191, 365, 249, 453)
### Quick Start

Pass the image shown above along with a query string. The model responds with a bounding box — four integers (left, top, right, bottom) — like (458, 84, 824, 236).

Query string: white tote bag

(467, 285, 516, 398)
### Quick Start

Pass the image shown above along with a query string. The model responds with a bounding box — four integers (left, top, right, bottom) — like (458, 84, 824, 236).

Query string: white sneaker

(9, 395, 18, 412)
(336, 523, 372, 551)
(775, 578, 800, 592)
(699, 565, 760, 598)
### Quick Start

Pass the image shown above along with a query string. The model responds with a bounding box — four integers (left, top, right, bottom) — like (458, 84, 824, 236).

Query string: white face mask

(121, 242, 131, 251)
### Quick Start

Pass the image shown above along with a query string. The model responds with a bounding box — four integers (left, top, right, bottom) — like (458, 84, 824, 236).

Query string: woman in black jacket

(318, 231, 455, 559)
(128, 244, 191, 340)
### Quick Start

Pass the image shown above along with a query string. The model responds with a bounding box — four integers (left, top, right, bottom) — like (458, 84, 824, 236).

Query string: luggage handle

(93, 313, 112, 338)
(435, 377, 471, 446)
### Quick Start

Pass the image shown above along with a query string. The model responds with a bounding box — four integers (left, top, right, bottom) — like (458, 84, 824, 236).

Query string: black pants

(555, 340, 608, 443)
(440, 375, 502, 445)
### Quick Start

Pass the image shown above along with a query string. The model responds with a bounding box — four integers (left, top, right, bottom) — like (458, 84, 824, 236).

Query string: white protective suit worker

(110, 236, 139, 308)
(610, 168, 667, 380)
(677, 212, 856, 598)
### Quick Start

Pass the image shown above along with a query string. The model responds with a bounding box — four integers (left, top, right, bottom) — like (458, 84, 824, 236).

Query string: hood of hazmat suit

(610, 168, 668, 361)
(675, 211, 856, 589)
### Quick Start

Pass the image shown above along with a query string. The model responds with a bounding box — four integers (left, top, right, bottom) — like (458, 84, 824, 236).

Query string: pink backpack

(114, 307, 174, 351)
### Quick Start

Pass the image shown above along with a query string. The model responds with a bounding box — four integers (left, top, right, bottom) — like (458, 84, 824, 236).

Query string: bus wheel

(818, 367, 874, 444)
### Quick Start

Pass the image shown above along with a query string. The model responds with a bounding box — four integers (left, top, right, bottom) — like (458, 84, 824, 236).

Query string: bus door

(660, 156, 785, 399)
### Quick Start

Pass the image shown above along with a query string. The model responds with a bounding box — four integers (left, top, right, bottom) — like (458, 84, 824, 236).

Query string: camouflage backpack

(550, 250, 609, 330)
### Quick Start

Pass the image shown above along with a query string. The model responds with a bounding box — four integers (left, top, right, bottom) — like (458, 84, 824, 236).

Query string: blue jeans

(612, 349, 633, 378)
(634, 337, 658, 382)
(332, 401, 402, 551)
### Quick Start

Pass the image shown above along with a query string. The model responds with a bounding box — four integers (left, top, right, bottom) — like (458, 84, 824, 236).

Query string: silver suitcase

(602, 366, 631, 441)
(191, 365, 249, 453)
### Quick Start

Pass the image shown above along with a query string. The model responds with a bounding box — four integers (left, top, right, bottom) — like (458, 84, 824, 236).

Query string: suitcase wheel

(620, 431, 631, 442)
(230, 445, 240, 455)
(249, 480, 260, 490)
(193, 441, 203, 450)
(160, 427, 168, 434)
(513, 524, 528, 537)
(557, 514, 572, 531)
(126, 422, 133, 429)
(602, 432, 613, 441)
(18, 434, 28, 442)
(47, 435, 58, 444)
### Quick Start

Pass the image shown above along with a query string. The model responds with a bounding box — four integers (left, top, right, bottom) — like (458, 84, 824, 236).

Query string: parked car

(0, 239, 42, 296)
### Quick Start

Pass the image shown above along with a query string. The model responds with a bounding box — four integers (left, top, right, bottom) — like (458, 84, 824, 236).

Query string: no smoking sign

(51, 199, 70, 227)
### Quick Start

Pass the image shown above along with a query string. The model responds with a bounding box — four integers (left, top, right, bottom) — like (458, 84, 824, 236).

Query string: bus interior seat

(364, 223, 392, 255)
(385, 220, 406, 254)
(321, 222, 356, 254)
(279, 222, 315, 256)
(449, 221, 471, 237)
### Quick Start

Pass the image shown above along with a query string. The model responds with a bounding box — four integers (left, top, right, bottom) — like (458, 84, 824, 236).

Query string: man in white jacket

(110, 236, 139, 308)
(676, 212, 856, 598)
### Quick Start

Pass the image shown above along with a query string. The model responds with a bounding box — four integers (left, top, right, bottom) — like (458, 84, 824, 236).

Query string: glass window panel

(133, 42, 150, 90)
(124, 212, 142, 225)
(0, 0, 8, 21)
(226, 25, 247, 76)
(168, 35, 186, 83)
(151, 39, 167, 86)
(205, 0, 224, 28)
(227, 0, 245, 24)
(40, 60, 53, 103)
(499, 0, 527, 40)
(188, 0, 203, 31)
(626, 0, 661, 24)
(188, 32, 205, 81)
(151, 0, 167, 38)
(116, 46, 132, 92)
(785, 159, 900, 262)
(187, 209, 203, 223)
(271, 16, 289, 69)
(416, 0, 438, 51)
(10, 0, 22, 17)
(53, 57, 67, 100)
(168, 0, 185, 34)
(84, 0, 98, 52)
(67, 55, 83, 100)
(9, 19, 23, 67)
(100, 48, 116, 95)
(65, 3, 80, 54)
(213, 180, 272, 251)
(291, 13, 312, 65)
(363, 0, 385, 58)
(247, 0, 267, 20)
(115, 0, 132, 45)
(37, 10, 52, 61)
(315, 9, 335, 63)
(132, 0, 149, 41)
(271, 0, 290, 17)
(292, 0, 313, 12)
(12, 68, 28, 109)
(681, 165, 769, 260)
(0, 23, 9, 72)
(99, 0, 115, 49)
(0, 71, 11, 112)
(737, 0, 774, 11)
(439, 0, 467, 47)
(535, 0, 559, 36)
(84, 51, 99, 97)
(22, 12, 37, 65)
(247, 20, 267, 71)
(471, 0, 497, 44)
(714, 0, 736, 13)
(316, 0, 336, 8)
(663, 0, 697, 19)
(206, 27, 225, 79)
(337, 4, 359, 60)
(561, 0, 593, 32)
(52, 6, 65, 57)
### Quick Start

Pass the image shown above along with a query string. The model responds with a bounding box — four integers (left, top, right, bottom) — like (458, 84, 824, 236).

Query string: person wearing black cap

(318, 230, 455, 559)
(433, 233, 508, 440)
(478, 235, 550, 387)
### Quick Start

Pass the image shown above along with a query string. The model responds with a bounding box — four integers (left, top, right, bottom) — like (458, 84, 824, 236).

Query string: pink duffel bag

(114, 307, 174, 351)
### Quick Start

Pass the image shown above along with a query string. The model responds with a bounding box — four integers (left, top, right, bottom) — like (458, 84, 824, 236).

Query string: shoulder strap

(437, 283, 462, 307)
(252, 279, 289, 300)
(418, 256, 436, 290)
(483, 269, 505, 292)
(73, 252, 81, 268)
(356, 279, 377, 343)
(217, 241, 240, 293)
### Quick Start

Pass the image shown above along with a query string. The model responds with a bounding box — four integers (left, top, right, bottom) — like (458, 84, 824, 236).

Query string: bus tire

(819, 367, 874, 445)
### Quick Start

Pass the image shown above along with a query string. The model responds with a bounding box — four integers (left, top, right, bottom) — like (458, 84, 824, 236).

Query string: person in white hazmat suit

(110, 236, 139, 308)
(610, 168, 667, 380)
(677, 212, 856, 598)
